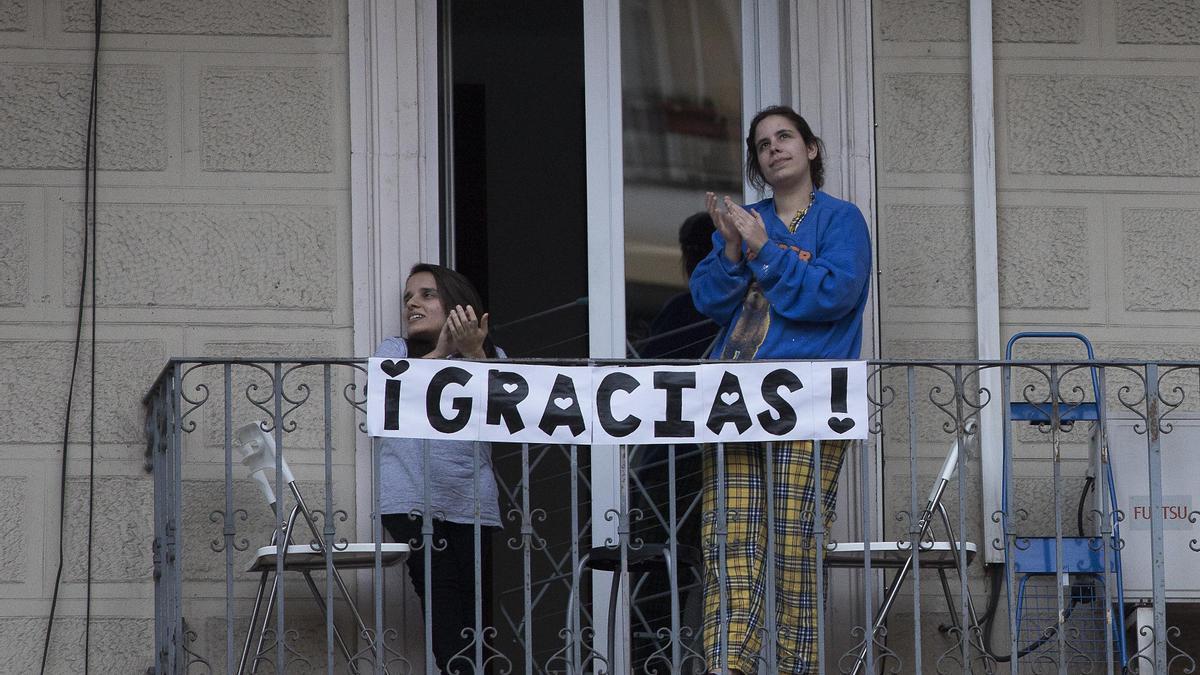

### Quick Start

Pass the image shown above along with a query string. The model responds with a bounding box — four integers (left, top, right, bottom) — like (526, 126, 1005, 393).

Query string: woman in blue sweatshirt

(689, 105, 872, 674)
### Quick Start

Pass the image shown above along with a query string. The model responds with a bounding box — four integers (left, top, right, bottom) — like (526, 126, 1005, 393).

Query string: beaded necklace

(787, 191, 816, 234)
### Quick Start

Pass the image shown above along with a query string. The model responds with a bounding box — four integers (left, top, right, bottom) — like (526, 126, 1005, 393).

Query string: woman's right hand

(706, 191, 742, 263)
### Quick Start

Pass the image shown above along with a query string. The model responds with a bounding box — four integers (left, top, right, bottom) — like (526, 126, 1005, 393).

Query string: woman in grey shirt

(375, 263, 501, 673)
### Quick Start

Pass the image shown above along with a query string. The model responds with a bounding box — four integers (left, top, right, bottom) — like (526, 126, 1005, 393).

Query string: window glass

(446, 0, 589, 359)
(621, 0, 742, 360)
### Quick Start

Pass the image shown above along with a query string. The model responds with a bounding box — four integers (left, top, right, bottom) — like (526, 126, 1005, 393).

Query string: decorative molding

(347, 3, 439, 666)
(791, 0, 877, 358)
(789, 0, 880, 660)
(742, 0, 785, 202)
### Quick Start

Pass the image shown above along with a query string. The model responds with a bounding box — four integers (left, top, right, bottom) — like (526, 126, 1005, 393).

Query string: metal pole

(1144, 363, 1168, 672)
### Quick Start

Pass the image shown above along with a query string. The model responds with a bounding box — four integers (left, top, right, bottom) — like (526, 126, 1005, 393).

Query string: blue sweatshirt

(689, 191, 872, 360)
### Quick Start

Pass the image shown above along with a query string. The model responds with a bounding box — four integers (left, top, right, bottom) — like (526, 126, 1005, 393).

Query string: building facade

(2, 0, 1198, 672)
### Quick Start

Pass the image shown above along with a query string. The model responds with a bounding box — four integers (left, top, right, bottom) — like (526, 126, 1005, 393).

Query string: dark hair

(744, 105, 825, 192)
(407, 263, 496, 357)
(679, 211, 716, 277)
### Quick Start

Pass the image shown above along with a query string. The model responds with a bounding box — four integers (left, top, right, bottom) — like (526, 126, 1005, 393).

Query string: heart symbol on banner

(720, 392, 741, 405)
(827, 416, 855, 434)
(503, 383, 519, 394)
(554, 397, 574, 409)
(380, 360, 409, 378)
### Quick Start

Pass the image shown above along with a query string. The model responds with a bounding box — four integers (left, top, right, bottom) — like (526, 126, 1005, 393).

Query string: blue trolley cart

(1003, 332, 1127, 670)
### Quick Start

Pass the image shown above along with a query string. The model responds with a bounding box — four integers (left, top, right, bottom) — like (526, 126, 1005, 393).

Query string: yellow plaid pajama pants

(701, 439, 847, 674)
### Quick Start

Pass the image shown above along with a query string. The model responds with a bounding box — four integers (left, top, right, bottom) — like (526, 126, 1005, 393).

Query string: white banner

(367, 358, 868, 444)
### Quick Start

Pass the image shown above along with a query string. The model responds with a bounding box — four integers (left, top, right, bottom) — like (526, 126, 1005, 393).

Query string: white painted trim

(348, 0, 437, 360)
(584, 1, 627, 669)
(790, 0, 881, 659)
(969, 0, 1005, 564)
(350, 0, 396, 362)
(348, 0, 440, 660)
(349, 0, 440, 524)
(584, 6, 624, 359)
(436, 0, 455, 265)
(741, 0, 785, 202)
(350, 0, 391, 529)
(417, 1, 442, 267)
(791, 0, 879, 397)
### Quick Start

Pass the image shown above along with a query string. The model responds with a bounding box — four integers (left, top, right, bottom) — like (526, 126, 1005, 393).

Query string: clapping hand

(706, 193, 768, 262)
(423, 305, 489, 359)
(721, 196, 768, 254)
(427, 320, 455, 359)
(446, 305, 490, 359)
(706, 191, 741, 262)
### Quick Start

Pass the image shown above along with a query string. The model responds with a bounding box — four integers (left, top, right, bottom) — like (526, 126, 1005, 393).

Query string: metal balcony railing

(144, 357, 1200, 674)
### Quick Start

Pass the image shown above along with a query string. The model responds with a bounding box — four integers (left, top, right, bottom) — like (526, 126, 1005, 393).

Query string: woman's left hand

(724, 197, 769, 254)
(447, 305, 490, 359)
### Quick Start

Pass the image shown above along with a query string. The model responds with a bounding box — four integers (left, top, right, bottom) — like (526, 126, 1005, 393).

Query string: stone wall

(876, 0, 1200, 354)
(0, 0, 352, 671)
(872, 0, 1200, 668)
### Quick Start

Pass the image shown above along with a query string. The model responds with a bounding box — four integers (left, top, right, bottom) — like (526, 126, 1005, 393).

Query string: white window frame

(787, 0, 883, 656)
(347, 0, 893, 664)
(348, 0, 442, 661)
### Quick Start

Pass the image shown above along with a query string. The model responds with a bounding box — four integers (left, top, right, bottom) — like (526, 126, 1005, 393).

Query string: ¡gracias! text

(367, 359, 868, 445)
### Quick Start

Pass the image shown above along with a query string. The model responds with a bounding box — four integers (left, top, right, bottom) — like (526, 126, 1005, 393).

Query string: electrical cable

(630, 317, 718, 350)
(489, 296, 588, 333)
(522, 332, 589, 357)
(40, 0, 102, 671)
(85, 9, 100, 666)
(639, 332, 723, 360)
(1077, 475, 1095, 537)
(979, 473, 1097, 662)
(980, 566, 1094, 662)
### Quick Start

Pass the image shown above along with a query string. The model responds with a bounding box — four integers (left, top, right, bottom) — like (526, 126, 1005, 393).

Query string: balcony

(144, 357, 1200, 674)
